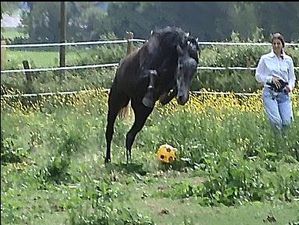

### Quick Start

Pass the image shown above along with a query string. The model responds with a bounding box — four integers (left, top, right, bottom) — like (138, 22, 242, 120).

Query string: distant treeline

(2, 2, 299, 43)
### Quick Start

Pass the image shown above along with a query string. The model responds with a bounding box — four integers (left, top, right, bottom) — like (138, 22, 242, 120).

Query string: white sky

(1, 11, 22, 28)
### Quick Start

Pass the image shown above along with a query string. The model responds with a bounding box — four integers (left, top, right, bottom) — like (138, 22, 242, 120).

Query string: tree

(255, 2, 299, 42)
(103, 2, 234, 40)
(67, 2, 107, 41)
(21, 2, 107, 43)
(1, 2, 20, 18)
(21, 2, 60, 43)
(225, 2, 259, 40)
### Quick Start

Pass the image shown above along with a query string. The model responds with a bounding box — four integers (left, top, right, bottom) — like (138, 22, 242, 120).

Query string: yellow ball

(156, 144, 177, 164)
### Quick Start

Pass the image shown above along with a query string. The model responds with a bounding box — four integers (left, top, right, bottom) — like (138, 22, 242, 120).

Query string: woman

(255, 33, 296, 131)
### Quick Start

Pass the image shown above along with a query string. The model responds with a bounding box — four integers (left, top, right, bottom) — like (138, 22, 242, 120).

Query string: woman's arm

(287, 57, 296, 92)
(255, 56, 273, 85)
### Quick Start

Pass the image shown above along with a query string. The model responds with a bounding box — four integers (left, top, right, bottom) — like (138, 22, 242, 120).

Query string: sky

(1, 12, 22, 28)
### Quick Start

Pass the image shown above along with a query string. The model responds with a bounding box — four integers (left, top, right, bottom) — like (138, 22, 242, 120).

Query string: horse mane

(136, 26, 189, 72)
(186, 36, 200, 63)
(149, 26, 187, 51)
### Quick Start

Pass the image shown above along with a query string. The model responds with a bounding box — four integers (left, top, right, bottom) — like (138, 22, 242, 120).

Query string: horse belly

(116, 64, 148, 98)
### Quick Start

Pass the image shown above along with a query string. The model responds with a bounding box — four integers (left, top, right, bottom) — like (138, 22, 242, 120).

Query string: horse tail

(118, 101, 132, 120)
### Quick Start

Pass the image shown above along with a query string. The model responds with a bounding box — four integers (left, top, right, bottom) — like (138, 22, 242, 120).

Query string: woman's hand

(284, 85, 291, 93)
(272, 76, 282, 89)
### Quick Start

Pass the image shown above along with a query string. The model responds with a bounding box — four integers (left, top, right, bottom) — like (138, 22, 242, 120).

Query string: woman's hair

(271, 32, 285, 48)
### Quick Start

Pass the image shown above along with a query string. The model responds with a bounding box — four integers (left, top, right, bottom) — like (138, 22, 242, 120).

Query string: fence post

(22, 60, 33, 93)
(1, 40, 6, 70)
(59, 1, 66, 81)
(126, 31, 134, 55)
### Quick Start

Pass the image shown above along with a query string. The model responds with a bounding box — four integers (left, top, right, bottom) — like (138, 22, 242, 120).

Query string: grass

(1, 27, 28, 40)
(3, 49, 99, 68)
(1, 27, 126, 70)
(1, 28, 299, 224)
(1, 91, 299, 225)
(2, 160, 299, 225)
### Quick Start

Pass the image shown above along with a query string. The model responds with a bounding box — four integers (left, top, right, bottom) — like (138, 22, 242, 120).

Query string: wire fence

(1, 38, 298, 98)
(2, 88, 299, 98)
(1, 38, 298, 74)
(2, 38, 299, 48)
(1, 65, 263, 74)
(0, 89, 262, 98)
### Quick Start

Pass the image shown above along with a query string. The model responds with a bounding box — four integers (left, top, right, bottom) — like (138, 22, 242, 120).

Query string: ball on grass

(156, 144, 177, 164)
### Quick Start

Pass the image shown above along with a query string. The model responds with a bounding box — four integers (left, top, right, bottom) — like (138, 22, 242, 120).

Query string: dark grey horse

(104, 26, 199, 163)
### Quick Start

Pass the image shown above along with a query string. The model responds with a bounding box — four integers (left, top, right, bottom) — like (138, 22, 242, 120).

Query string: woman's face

(272, 38, 283, 55)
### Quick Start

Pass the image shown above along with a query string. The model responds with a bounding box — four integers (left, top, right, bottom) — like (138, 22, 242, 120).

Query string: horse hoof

(104, 158, 111, 164)
(142, 90, 154, 108)
(142, 97, 154, 108)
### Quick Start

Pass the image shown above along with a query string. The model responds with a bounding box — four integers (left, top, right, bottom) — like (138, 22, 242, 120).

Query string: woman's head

(271, 33, 285, 55)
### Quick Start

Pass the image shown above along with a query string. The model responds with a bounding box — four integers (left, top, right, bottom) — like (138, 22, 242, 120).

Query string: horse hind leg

(125, 100, 153, 163)
(105, 90, 129, 163)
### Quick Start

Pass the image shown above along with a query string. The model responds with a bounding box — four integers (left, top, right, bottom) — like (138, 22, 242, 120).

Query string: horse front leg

(125, 100, 153, 163)
(142, 69, 158, 108)
(159, 87, 178, 105)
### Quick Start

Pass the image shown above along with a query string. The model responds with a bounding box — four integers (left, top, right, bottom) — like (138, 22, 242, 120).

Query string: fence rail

(1, 64, 299, 74)
(0, 89, 261, 98)
(2, 88, 299, 98)
(1, 63, 119, 73)
(1, 39, 141, 48)
(1, 39, 299, 48)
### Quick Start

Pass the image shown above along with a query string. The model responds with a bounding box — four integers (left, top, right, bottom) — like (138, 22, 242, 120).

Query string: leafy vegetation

(1, 90, 299, 225)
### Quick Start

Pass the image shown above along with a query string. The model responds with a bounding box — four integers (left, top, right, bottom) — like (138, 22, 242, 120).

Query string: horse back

(111, 48, 145, 97)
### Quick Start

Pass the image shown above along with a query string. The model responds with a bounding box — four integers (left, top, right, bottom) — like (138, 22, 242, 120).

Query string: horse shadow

(105, 161, 147, 176)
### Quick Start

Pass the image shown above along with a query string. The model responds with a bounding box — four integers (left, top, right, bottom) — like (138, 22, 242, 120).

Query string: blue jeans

(262, 87, 293, 131)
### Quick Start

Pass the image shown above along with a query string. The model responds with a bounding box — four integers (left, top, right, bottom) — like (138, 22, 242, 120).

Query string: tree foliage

(20, 2, 106, 43)
(102, 2, 299, 42)
(255, 2, 299, 42)
(1, 2, 20, 18)
(5, 2, 299, 43)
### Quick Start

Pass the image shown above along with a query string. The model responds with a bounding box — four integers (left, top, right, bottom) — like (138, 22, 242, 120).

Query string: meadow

(1, 90, 299, 225)
(1, 27, 28, 40)
(1, 28, 299, 225)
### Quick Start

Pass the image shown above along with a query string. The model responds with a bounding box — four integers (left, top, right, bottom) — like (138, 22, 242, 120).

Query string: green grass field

(1, 27, 126, 69)
(4, 49, 93, 68)
(1, 27, 28, 40)
(1, 27, 299, 225)
(1, 92, 299, 225)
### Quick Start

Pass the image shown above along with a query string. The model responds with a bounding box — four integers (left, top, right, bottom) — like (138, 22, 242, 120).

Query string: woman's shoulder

(260, 52, 273, 60)
(283, 54, 293, 61)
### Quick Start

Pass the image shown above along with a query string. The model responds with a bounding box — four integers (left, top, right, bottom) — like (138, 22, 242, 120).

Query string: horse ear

(177, 45, 184, 56)
(186, 32, 190, 37)
(151, 30, 154, 35)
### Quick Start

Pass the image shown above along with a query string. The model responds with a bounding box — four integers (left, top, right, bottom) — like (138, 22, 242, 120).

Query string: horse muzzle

(177, 94, 189, 105)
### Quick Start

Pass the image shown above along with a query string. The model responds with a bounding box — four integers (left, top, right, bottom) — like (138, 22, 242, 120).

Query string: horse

(104, 26, 200, 163)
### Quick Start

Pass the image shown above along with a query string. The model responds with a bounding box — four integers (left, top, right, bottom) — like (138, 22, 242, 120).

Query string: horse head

(175, 37, 199, 105)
